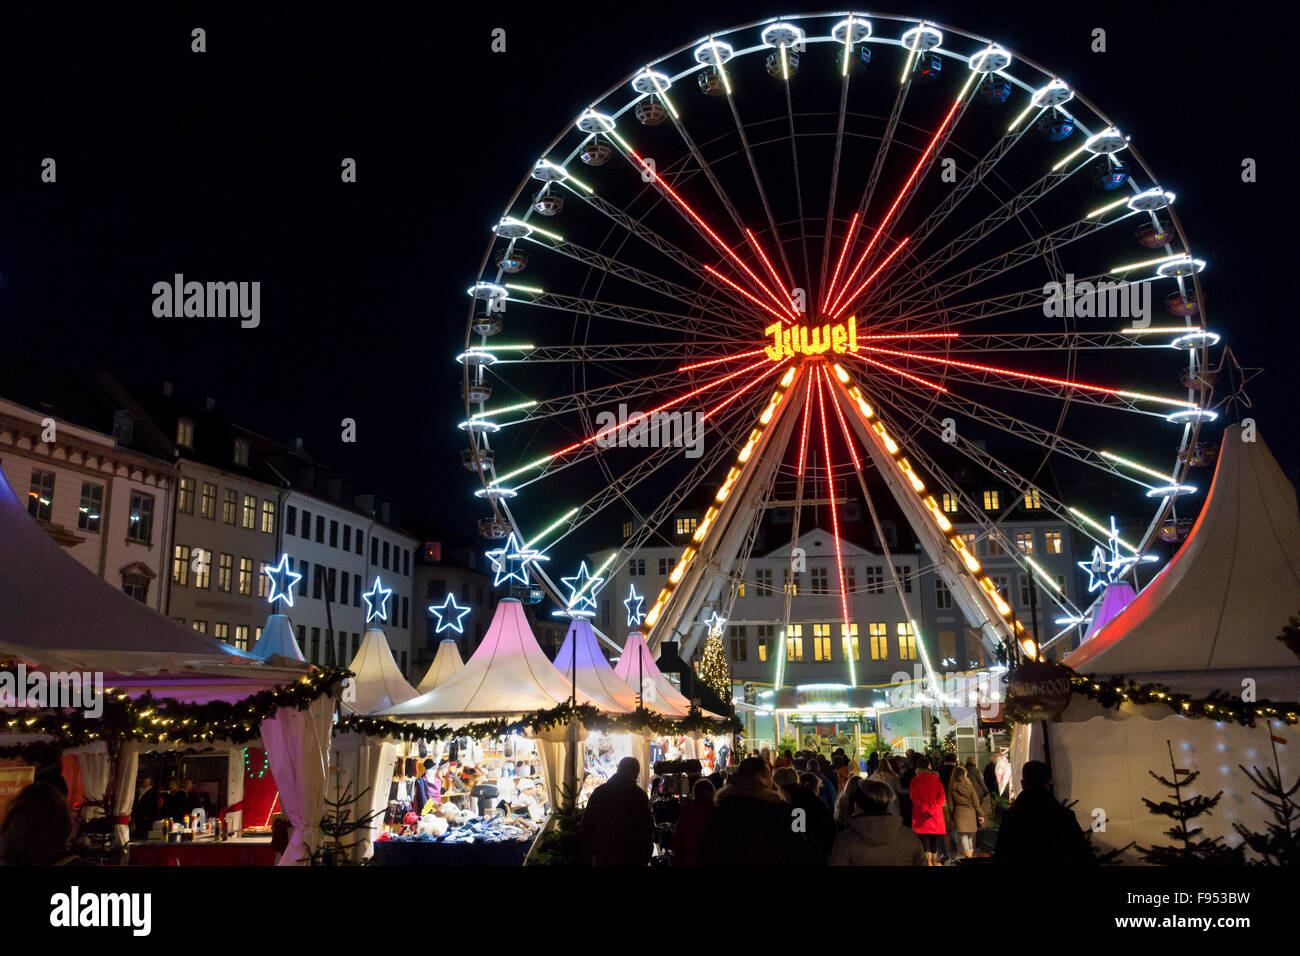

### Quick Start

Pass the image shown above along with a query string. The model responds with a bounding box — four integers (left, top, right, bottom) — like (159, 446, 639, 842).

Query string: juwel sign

(765, 316, 859, 361)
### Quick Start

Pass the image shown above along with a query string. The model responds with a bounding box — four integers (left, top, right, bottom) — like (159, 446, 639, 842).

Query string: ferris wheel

(459, 12, 1220, 679)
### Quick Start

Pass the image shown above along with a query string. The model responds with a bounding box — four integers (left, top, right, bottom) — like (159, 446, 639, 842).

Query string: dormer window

(233, 437, 250, 467)
(176, 418, 195, 448)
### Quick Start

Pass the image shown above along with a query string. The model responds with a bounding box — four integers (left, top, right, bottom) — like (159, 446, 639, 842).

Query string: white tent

(0, 462, 268, 677)
(554, 618, 644, 713)
(380, 598, 592, 718)
(416, 637, 464, 693)
(1017, 427, 1300, 858)
(343, 627, 420, 714)
(612, 631, 693, 716)
(251, 613, 305, 662)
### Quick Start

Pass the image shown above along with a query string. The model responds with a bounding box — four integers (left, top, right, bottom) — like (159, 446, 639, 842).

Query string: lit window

(841, 623, 859, 661)
(812, 623, 832, 661)
(238, 557, 254, 596)
(675, 516, 698, 535)
(234, 625, 250, 651)
(783, 569, 798, 595)
(982, 490, 1000, 511)
(868, 622, 888, 660)
(217, 553, 233, 593)
(127, 492, 154, 543)
(176, 418, 194, 448)
(214, 623, 229, 643)
(242, 495, 257, 530)
(193, 549, 210, 589)
(786, 625, 803, 661)
(897, 622, 917, 660)
(1023, 488, 1043, 509)
(200, 482, 217, 519)
(1044, 531, 1063, 555)
(622, 521, 633, 540)
(77, 482, 104, 533)
(222, 489, 237, 524)
(172, 545, 191, 586)
(27, 469, 54, 522)
(941, 493, 959, 514)
(192, 621, 207, 634)
(1014, 531, 1034, 555)
(987, 536, 1006, 556)
(939, 631, 956, 663)
(261, 499, 277, 534)
(178, 476, 196, 515)
(233, 438, 250, 467)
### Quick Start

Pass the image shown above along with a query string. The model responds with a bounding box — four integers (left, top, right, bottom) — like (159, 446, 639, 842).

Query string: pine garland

(1069, 670, 1299, 727)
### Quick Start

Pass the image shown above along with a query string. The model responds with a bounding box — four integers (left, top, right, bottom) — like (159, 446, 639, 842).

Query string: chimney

(162, 382, 173, 397)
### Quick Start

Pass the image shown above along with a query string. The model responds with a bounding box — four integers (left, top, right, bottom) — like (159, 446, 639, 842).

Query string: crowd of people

(577, 745, 1092, 867)
(131, 776, 216, 836)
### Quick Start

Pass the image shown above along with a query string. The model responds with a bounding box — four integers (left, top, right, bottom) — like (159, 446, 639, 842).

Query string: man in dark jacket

(772, 767, 835, 863)
(578, 757, 654, 866)
(993, 760, 1090, 866)
(700, 757, 818, 866)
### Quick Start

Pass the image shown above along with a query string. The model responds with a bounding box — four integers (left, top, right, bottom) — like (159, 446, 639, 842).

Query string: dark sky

(1, 1, 1294, 536)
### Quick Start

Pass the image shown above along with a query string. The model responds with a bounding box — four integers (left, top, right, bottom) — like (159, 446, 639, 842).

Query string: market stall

(416, 637, 463, 693)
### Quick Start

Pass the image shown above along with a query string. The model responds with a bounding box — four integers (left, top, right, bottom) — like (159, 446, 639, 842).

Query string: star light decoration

(560, 560, 604, 618)
(485, 532, 548, 588)
(429, 593, 471, 635)
(263, 554, 302, 608)
(704, 611, 727, 639)
(362, 576, 393, 623)
(1077, 516, 1141, 593)
(624, 582, 646, 629)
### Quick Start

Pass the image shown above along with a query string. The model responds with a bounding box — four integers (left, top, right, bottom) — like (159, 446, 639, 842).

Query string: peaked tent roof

(554, 618, 645, 714)
(251, 613, 305, 662)
(380, 598, 602, 719)
(344, 627, 420, 714)
(0, 464, 265, 675)
(1065, 425, 1300, 675)
(613, 632, 692, 716)
(417, 638, 464, 694)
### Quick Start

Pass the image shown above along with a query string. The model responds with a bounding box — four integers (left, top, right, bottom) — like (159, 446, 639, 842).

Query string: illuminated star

(263, 554, 302, 608)
(1077, 516, 1139, 592)
(485, 531, 548, 588)
(561, 560, 604, 618)
(362, 576, 393, 623)
(429, 593, 471, 635)
(704, 611, 727, 639)
(624, 582, 646, 628)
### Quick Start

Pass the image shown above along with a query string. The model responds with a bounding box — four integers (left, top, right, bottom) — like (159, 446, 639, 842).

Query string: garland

(0, 665, 739, 755)
(1069, 670, 1299, 727)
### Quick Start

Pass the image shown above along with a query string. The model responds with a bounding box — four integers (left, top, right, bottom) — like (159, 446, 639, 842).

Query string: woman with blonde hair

(945, 765, 983, 859)
(834, 774, 864, 829)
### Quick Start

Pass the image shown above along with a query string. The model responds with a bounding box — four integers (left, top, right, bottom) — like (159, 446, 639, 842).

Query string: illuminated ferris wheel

(459, 12, 1220, 679)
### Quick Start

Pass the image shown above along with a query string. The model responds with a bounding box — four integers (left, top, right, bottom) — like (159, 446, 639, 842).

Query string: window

(371, 537, 379, 565)
(178, 476, 196, 514)
(402, 597, 410, 629)
(194, 549, 210, 589)
(841, 623, 859, 661)
(986, 536, 1006, 556)
(239, 557, 254, 596)
(844, 566, 855, 591)
(200, 482, 217, 519)
(340, 570, 349, 605)
(77, 482, 104, 533)
(301, 510, 312, 538)
(897, 622, 917, 660)
(310, 628, 321, 663)
(214, 623, 230, 644)
(313, 566, 324, 600)
(1014, 531, 1034, 555)
(329, 519, 338, 548)
(1044, 531, 1063, 555)
(382, 540, 390, 569)
(123, 581, 147, 602)
(1019, 576, 1034, 607)
(936, 579, 953, 610)
(172, 545, 191, 586)
(992, 576, 1010, 601)
(894, 566, 913, 593)
(217, 553, 233, 592)
(675, 516, 697, 535)
(27, 469, 54, 521)
(658, 558, 671, 576)
(353, 576, 361, 607)
(476, 586, 483, 605)
(755, 569, 772, 594)
(318, 516, 326, 545)
(783, 569, 798, 596)
(192, 621, 208, 634)
(233, 438, 249, 467)
(810, 567, 829, 594)
(939, 631, 957, 664)
(176, 418, 194, 448)
(342, 524, 351, 551)
(296, 559, 309, 598)
(868, 622, 888, 660)
(728, 625, 748, 638)
(785, 625, 803, 662)
(730, 639, 747, 662)
(222, 489, 237, 525)
(254, 561, 268, 597)
(261, 499, 277, 534)
(285, 504, 297, 536)
(812, 623, 832, 661)
(1023, 488, 1043, 510)
(941, 492, 959, 514)
(864, 565, 884, 592)
(127, 492, 154, 543)
(736, 581, 746, 598)
(355, 531, 363, 555)
(241, 495, 257, 529)
(628, 559, 645, 576)
(982, 490, 1000, 511)
(622, 521, 633, 540)
(234, 625, 250, 651)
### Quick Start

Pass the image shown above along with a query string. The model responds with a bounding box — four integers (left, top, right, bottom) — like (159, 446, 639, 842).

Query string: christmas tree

(1138, 740, 1244, 866)
(697, 630, 731, 703)
(1233, 730, 1299, 866)
(308, 781, 381, 866)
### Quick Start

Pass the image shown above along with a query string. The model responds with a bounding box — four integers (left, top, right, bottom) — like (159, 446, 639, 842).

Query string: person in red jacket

(908, 755, 947, 866)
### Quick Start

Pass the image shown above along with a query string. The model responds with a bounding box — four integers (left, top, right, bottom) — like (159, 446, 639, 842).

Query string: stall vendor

(510, 778, 545, 821)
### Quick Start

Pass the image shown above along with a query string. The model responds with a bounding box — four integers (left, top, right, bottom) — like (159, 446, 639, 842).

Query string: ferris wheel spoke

(818, 50, 855, 299)
(858, 330, 1181, 353)
(501, 290, 736, 341)
(782, 75, 814, 294)
(866, 271, 1111, 333)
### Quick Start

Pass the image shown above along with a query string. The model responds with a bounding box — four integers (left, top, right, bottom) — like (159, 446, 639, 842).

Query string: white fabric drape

(534, 721, 581, 810)
(328, 732, 397, 861)
(629, 734, 651, 790)
(110, 746, 139, 846)
(77, 750, 110, 821)
(260, 694, 334, 865)
(225, 743, 246, 835)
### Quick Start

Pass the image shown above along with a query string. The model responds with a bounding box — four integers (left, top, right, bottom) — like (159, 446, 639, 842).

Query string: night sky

(2, 1, 1294, 536)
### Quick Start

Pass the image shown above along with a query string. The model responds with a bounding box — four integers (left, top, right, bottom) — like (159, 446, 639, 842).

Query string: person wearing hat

(413, 759, 441, 813)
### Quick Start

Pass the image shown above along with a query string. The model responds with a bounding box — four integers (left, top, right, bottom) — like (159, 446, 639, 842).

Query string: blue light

(429, 593, 471, 635)
(362, 576, 393, 623)
(561, 560, 604, 617)
(624, 582, 646, 628)
(263, 554, 302, 608)
(485, 532, 548, 587)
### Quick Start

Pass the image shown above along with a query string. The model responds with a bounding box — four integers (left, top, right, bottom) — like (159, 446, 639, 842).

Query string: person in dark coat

(993, 760, 1090, 866)
(579, 757, 654, 866)
(132, 776, 164, 836)
(671, 778, 715, 866)
(0, 782, 73, 865)
(983, 758, 1000, 801)
(22, 742, 68, 797)
(700, 757, 818, 866)
(772, 768, 835, 863)
(830, 779, 927, 866)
